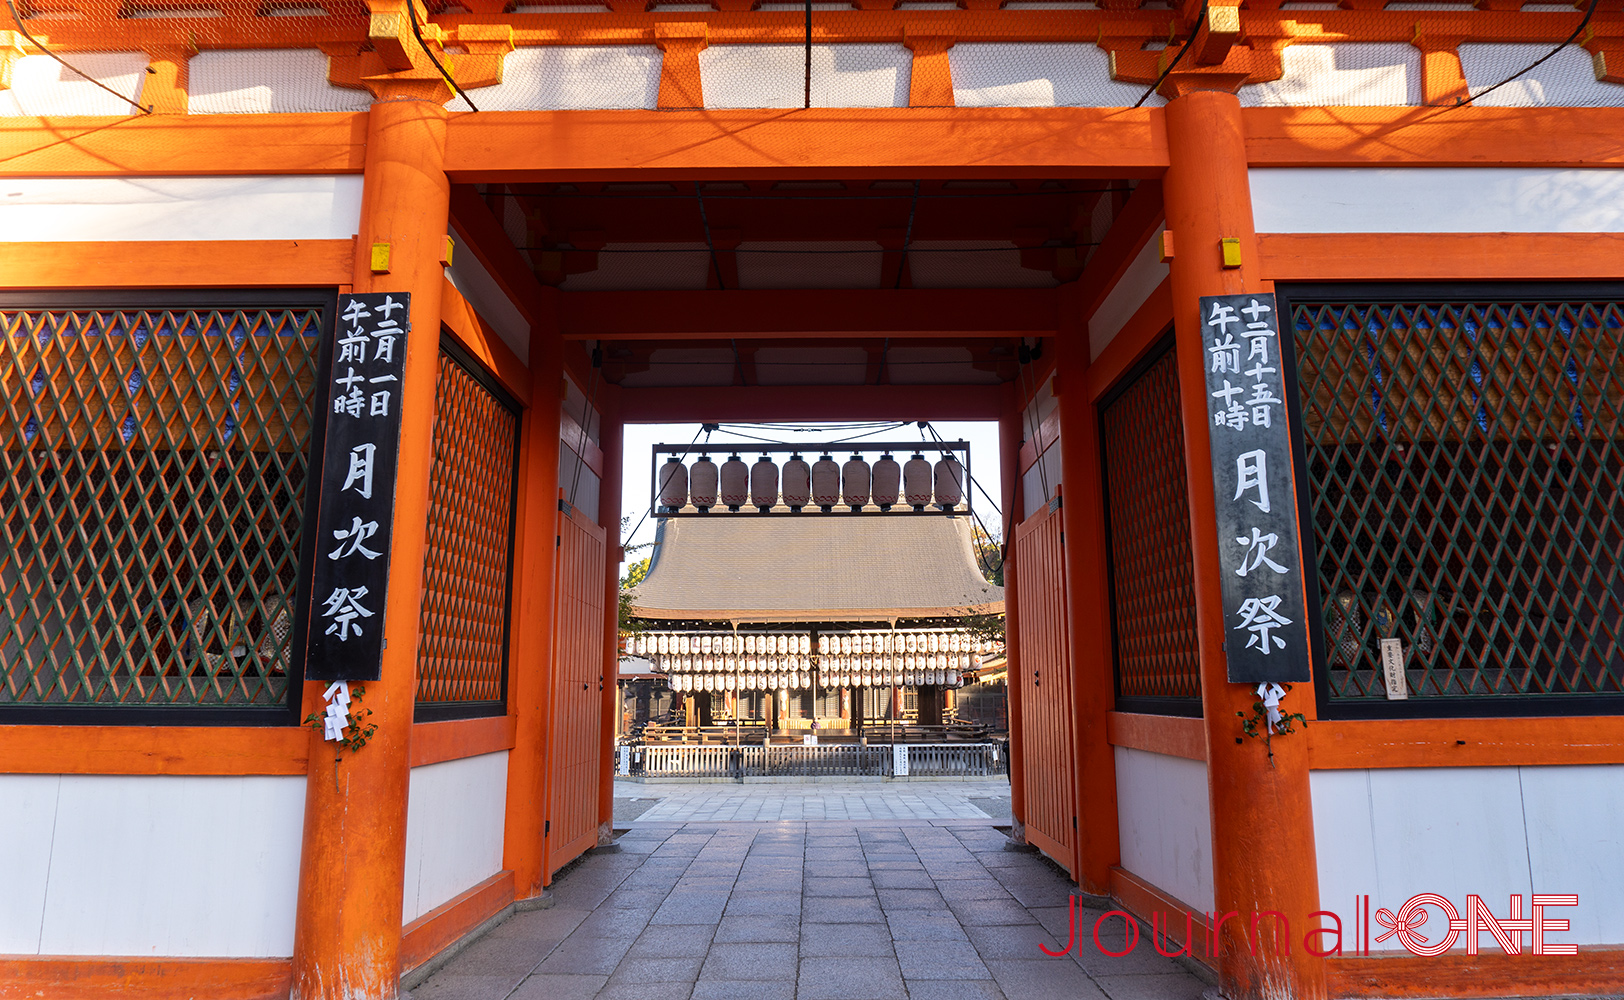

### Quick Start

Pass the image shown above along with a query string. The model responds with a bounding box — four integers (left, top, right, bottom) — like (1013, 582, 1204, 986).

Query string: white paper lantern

(782, 455, 811, 508)
(690, 456, 719, 509)
(751, 457, 779, 509)
(720, 454, 749, 509)
(934, 455, 964, 507)
(872, 454, 901, 508)
(657, 457, 688, 508)
(811, 454, 840, 507)
(842, 455, 871, 507)
(903, 453, 933, 507)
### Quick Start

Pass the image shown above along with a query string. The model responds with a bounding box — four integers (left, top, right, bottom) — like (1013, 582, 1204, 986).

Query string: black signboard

(1198, 292, 1312, 684)
(304, 292, 410, 682)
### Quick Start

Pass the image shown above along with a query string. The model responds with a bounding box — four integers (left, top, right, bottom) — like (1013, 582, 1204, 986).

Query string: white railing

(627, 741, 1004, 778)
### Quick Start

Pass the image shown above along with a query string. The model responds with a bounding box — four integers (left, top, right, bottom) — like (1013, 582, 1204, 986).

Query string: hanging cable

(566, 344, 601, 508)
(623, 424, 707, 552)
(828, 421, 910, 444)
(406, 0, 481, 112)
(1429, 0, 1600, 110)
(695, 182, 726, 289)
(3, 0, 151, 114)
(894, 180, 920, 289)
(923, 423, 1005, 579)
(803, 0, 813, 109)
(1017, 340, 1051, 507)
(1132, 0, 1209, 109)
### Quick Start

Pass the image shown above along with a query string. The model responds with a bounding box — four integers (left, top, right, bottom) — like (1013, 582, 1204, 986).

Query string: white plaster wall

(1250, 167, 1624, 234)
(189, 50, 373, 114)
(0, 774, 305, 957)
(1311, 766, 1624, 949)
(0, 53, 147, 117)
(0, 176, 364, 242)
(448, 46, 661, 112)
(1240, 44, 1421, 107)
(1021, 438, 1062, 521)
(1115, 746, 1214, 911)
(1461, 44, 1624, 108)
(561, 447, 603, 516)
(402, 751, 509, 924)
(446, 230, 533, 365)
(950, 43, 1162, 108)
(700, 44, 909, 109)
(1088, 228, 1167, 361)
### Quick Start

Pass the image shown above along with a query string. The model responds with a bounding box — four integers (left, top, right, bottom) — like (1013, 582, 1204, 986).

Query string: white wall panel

(701, 44, 909, 108)
(446, 230, 533, 365)
(403, 751, 509, 924)
(1088, 229, 1167, 361)
(0, 774, 305, 957)
(1250, 167, 1624, 234)
(0, 176, 365, 242)
(1021, 438, 1062, 520)
(1517, 765, 1624, 947)
(1240, 44, 1420, 107)
(448, 46, 661, 111)
(0, 774, 61, 953)
(189, 50, 372, 114)
(1311, 766, 1624, 949)
(950, 43, 1160, 107)
(0, 53, 147, 117)
(1114, 746, 1214, 911)
(1461, 44, 1624, 108)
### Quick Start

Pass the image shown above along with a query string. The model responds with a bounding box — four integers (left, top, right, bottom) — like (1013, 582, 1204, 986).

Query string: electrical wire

(695, 182, 725, 289)
(624, 425, 707, 551)
(828, 422, 911, 444)
(1132, 0, 1209, 109)
(566, 345, 600, 509)
(3, 0, 151, 115)
(894, 180, 920, 289)
(1429, 0, 1600, 110)
(923, 422, 1006, 579)
(406, 0, 481, 113)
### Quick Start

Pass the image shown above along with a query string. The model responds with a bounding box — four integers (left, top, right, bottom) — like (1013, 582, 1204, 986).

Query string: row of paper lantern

(651, 652, 975, 675)
(667, 668, 964, 692)
(627, 629, 998, 658)
(657, 452, 964, 511)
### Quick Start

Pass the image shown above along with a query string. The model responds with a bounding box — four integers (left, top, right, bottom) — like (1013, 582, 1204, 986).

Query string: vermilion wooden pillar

(1162, 88, 1326, 1000)
(505, 302, 564, 898)
(289, 96, 450, 1000)
(1055, 285, 1121, 896)
(997, 389, 1029, 845)
(597, 387, 624, 846)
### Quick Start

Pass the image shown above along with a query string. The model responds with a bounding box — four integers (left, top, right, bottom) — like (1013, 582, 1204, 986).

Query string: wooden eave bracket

(1581, 24, 1624, 85)
(1190, 1, 1240, 66)
(330, 1, 510, 97)
(654, 21, 708, 109)
(1101, 11, 1284, 93)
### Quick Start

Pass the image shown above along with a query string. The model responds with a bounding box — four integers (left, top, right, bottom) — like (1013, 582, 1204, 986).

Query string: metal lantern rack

(651, 439, 972, 516)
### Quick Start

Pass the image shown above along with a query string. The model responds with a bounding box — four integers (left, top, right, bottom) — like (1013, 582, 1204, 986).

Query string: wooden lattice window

(1284, 284, 1624, 717)
(1099, 334, 1203, 716)
(414, 336, 521, 720)
(0, 292, 326, 721)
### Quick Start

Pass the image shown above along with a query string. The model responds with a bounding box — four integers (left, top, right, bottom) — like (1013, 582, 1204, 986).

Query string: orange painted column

(596, 386, 624, 846)
(998, 388, 1029, 845)
(1054, 284, 1121, 897)
(289, 97, 450, 1000)
(503, 296, 564, 898)
(1162, 88, 1326, 1000)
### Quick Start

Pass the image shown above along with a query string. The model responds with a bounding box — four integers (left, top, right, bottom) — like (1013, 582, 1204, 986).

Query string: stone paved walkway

(620, 779, 1003, 823)
(408, 780, 1210, 1000)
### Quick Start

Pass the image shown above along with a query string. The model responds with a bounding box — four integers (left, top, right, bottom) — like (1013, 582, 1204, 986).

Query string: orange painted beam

(1110, 866, 1215, 969)
(1242, 106, 1624, 168)
(1106, 711, 1207, 762)
(440, 277, 534, 406)
(400, 871, 516, 974)
(557, 288, 1058, 340)
(616, 383, 1003, 422)
(0, 957, 291, 1000)
(1308, 716, 1624, 770)
(445, 108, 1166, 182)
(409, 714, 519, 768)
(1258, 232, 1624, 282)
(0, 726, 308, 776)
(2, 240, 354, 290)
(1326, 949, 1624, 999)
(0, 114, 367, 177)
